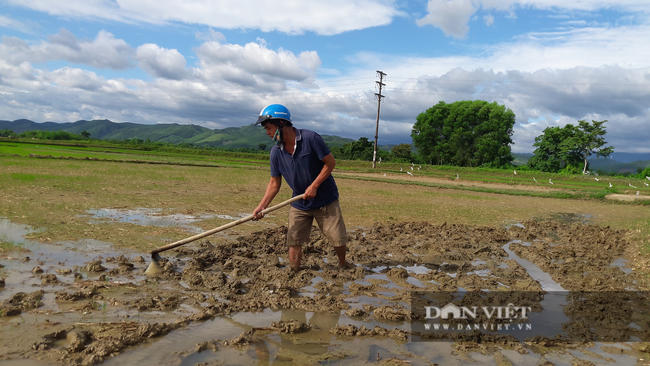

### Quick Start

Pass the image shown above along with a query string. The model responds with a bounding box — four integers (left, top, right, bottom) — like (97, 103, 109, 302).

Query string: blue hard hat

(256, 104, 292, 125)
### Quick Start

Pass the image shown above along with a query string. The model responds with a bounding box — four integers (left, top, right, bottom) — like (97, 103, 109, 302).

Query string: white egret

(400, 167, 402, 172)
(410, 166, 413, 171)
(629, 183, 637, 188)
(549, 178, 554, 185)
(514, 170, 517, 175)
(595, 177, 599, 181)
(533, 177, 537, 182)
(637, 191, 640, 196)
(456, 173, 459, 180)
(383, 173, 386, 176)
(609, 182, 612, 188)
(645, 182, 649, 187)
(407, 171, 413, 176)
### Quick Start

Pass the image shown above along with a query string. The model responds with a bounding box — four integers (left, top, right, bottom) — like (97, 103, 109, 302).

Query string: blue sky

(1, 0, 649, 152)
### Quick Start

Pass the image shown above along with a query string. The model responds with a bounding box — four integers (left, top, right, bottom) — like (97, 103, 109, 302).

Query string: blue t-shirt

(270, 128, 339, 210)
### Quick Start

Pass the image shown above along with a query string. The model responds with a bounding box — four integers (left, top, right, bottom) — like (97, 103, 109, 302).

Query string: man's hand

(304, 184, 318, 200)
(252, 205, 266, 221)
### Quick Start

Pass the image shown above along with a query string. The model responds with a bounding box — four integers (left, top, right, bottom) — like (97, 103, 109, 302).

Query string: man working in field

(252, 104, 350, 272)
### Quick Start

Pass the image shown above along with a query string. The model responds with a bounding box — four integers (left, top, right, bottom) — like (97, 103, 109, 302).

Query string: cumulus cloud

(416, 0, 476, 39)
(10, 0, 404, 35)
(484, 14, 494, 26)
(45, 67, 107, 91)
(194, 40, 321, 88)
(0, 29, 133, 69)
(135, 44, 187, 80)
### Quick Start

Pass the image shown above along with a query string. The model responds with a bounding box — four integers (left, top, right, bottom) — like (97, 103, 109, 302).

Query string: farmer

(252, 104, 350, 272)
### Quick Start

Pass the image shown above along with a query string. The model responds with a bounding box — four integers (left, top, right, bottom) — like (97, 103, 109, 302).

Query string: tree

(391, 143, 412, 162)
(340, 137, 374, 161)
(528, 120, 614, 174)
(527, 125, 582, 173)
(80, 130, 91, 139)
(259, 143, 267, 151)
(411, 100, 515, 167)
(561, 120, 614, 174)
(0, 129, 17, 138)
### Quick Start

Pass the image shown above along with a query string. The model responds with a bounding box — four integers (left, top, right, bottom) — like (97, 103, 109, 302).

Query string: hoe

(145, 194, 305, 275)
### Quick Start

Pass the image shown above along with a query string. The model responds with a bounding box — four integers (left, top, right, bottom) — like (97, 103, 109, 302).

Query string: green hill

(0, 119, 355, 149)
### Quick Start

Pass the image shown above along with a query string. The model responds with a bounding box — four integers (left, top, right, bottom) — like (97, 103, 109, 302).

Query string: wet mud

(1, 218, 649, 365)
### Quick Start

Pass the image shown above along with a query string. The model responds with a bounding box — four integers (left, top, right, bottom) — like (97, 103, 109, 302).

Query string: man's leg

(314, 200, 349, 268)
(287, 205, 313, 272)
(334, 245, 347, 267)
(288, 245, 303, 272)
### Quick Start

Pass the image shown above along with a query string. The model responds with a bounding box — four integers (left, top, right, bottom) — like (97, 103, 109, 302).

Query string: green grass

(2, 139, 649, 202)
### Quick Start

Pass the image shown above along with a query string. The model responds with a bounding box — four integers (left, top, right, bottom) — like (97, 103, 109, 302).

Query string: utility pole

(372, 70, 386, 169)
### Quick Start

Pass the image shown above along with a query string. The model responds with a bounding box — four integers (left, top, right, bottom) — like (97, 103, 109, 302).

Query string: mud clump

(56, 268, 73, 275)
(0, 290, 44, 317)
(270, 319, 315, 333)
(55, 288, 97, 301)
(107, 262, 134, 275)
(130, 294, 182, 311)
(85, 260, 106, 272)
(221, 330, 259, 348)
(40, 273, 59, 285)
(387, 267, 408, 278)
(331, 324, 409, 340)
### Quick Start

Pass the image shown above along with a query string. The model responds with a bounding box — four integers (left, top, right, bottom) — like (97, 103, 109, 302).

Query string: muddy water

(1, 217, 648, 365)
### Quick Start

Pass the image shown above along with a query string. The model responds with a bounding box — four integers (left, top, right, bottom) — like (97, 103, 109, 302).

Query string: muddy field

(1, 215, 649, 366)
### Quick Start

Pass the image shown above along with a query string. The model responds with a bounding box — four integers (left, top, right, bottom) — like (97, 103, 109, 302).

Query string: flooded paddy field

(2, 215, 649, 365)
(2, 156, 650, 365)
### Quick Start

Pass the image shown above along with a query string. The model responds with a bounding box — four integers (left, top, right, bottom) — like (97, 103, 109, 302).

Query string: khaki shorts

(287, 200, 347, 248)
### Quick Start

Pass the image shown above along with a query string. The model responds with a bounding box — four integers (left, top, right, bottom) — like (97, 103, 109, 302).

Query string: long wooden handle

(151, 194, 305, 255)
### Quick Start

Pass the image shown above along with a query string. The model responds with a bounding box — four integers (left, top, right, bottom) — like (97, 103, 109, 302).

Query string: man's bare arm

(253, 176, 282, 220)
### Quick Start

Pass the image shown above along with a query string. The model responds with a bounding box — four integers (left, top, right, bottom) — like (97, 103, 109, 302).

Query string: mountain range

(0, 119, 355, 149)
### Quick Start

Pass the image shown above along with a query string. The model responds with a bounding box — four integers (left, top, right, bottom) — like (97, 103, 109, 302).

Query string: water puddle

(502, 240, 565, 292)
(610, 258, 633, 274)
(0, 218, 146, 304)
(82, 208, 228, 234)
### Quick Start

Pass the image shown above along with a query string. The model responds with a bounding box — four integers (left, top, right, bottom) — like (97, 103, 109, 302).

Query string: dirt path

(336, 171, 560, 193)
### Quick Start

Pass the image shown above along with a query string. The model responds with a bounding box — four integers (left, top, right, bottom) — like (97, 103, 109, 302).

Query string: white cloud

(0, 14, 35, 34)
(135, 44, 187, 80)
(9, 0, 404, 36)
(416, 0, 476, 39)
(194, 40, 321, 88)
(46, 67, 107, 91)
(0, 29, 133, 69)
(484, 14, 494, 26)
(195, 28, 226, 42)
(417, 0, 650, 38)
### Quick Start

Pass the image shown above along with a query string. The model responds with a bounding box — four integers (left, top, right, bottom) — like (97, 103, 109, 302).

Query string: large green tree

(411, 100, 515, 167)
(528, 120, 614, 174)
(562, 120, 614, 174)
(527, 125, 582, 173)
